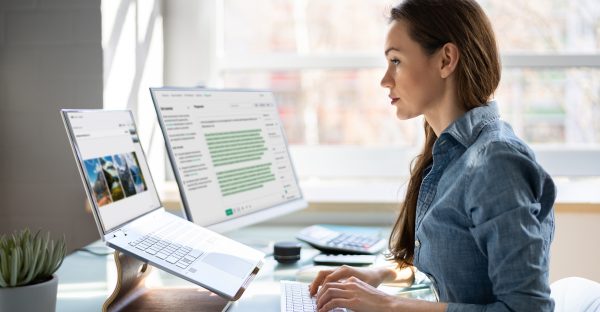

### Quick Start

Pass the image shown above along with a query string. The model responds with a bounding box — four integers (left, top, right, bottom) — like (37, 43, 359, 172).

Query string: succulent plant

(0, 229, 67, 288)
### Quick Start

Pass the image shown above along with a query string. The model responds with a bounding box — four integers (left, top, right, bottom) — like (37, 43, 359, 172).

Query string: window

(158, 0, 600, 180)
(220, 0, 397, 148)
(481, 0, 600, 146)
(101, 0, 166, 183)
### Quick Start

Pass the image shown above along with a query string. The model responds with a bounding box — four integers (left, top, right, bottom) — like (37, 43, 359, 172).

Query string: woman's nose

(380, 69, 394, 89)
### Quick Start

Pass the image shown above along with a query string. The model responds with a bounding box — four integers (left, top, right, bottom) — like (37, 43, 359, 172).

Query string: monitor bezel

(61, 109, 164, 236)
(149, 87, 307, 233)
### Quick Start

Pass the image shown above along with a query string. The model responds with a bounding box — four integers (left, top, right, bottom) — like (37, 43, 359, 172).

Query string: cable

(74, 247, 114, 257)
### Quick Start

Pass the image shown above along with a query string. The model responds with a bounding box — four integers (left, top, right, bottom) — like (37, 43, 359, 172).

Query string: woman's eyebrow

(385, 47, 401, 56)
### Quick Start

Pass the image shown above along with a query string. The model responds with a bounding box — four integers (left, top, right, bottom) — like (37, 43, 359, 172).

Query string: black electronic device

(274, 241, 302, 264)
(296, 225, 386, 255)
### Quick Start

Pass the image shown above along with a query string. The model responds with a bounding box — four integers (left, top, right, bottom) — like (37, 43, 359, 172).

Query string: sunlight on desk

(57, 282, 109, 299)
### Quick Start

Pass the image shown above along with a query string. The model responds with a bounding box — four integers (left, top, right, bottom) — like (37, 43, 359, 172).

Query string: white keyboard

(280, 280, 347, 312)
(128, 220, 205, 269)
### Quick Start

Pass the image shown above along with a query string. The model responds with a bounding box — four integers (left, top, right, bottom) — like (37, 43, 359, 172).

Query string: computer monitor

(150, 88, 307, 233)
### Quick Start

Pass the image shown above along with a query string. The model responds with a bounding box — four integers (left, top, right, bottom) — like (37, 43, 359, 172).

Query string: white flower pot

(0, 274, 58, 312)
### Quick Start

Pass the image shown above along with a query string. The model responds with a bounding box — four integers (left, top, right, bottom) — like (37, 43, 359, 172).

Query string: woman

(309, 0, 555, 311)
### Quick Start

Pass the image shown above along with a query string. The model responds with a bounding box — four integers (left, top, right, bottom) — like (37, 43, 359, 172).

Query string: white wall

(0, 0, 103, 251)
(550, 207, 600, 283)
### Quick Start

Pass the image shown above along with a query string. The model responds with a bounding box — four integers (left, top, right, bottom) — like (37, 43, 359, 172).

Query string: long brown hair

(388, 0, 501, 267)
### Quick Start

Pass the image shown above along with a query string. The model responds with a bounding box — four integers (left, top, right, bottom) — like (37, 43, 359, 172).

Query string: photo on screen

(125, 152, 147, 193)
(83, 158, 113, 207)
(113, 154, 137, 197)
(100, 156, 126, 201)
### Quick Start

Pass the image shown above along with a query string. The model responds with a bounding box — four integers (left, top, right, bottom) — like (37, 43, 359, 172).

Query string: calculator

(295, 225, 386, 255)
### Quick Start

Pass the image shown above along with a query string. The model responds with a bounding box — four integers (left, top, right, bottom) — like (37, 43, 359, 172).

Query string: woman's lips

(390, 97, 399, 105)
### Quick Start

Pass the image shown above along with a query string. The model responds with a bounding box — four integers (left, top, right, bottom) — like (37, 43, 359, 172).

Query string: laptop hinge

(105, 229, 126, 241)
(102, 207, 165, 241)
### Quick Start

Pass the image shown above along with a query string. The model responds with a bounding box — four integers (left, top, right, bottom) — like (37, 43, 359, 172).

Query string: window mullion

(218, 54, 600, 72)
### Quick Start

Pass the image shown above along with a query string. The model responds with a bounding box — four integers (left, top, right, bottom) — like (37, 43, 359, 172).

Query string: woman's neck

(424, 90, 465, 137)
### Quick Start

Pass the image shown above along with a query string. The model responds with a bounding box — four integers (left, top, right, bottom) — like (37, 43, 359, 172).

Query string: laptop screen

(63, 110, 161, 233)
(151, 89, 304, 232)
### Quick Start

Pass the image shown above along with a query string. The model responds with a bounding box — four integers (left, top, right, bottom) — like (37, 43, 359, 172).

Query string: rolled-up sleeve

(447, 141, 555, 312)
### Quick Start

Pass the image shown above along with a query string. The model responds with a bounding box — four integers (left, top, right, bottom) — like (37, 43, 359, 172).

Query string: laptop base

(103, 251, 231, 312)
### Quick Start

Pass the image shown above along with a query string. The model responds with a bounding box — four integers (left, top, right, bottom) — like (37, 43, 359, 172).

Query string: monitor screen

(150, 88, 306, 232)
(62, 110, 162, 234)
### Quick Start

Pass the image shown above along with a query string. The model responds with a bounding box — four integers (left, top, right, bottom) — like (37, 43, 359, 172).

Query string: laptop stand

(103, 251, 231, 312)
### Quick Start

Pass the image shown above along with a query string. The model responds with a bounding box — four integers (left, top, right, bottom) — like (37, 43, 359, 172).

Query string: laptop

(61, 109, 264, 301)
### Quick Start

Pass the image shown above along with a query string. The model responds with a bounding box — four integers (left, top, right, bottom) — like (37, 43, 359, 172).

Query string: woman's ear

(439, 43, 459, 79)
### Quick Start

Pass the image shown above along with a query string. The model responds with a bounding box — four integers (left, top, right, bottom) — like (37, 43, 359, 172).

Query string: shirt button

(415, 240, 420, 247)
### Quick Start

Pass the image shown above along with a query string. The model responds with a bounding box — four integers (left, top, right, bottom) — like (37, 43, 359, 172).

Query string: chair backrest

(551, 277, 600, 312)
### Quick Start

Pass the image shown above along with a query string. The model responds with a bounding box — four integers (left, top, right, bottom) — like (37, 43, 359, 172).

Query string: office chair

(551, 276, 600, 312)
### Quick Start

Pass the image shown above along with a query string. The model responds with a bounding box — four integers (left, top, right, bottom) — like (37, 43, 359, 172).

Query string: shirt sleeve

(448, 141, 555, 312)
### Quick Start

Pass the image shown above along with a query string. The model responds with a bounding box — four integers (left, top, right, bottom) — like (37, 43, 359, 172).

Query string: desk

(56, 225, 434, 311)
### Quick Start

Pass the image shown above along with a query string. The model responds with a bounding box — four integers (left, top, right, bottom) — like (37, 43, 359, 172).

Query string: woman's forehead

(385, 20, 412, 52)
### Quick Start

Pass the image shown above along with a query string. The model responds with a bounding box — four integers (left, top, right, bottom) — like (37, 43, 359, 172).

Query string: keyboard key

(146, 249, 158, 255)
(166, 256, 179, 264)
(182, 256, 195, 264)
(175, 251, 186, 257)
(156, 252, 168, 260)
(188, 250, 203, 258)
(176, 261, 188, 269)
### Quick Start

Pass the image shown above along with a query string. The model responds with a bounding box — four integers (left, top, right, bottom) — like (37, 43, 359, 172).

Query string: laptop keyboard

(128, 221, 204, 269)
(280, 281, 347, 312)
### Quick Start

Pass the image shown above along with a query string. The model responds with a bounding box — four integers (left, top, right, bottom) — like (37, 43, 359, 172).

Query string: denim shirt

(413, 102, 556, 311)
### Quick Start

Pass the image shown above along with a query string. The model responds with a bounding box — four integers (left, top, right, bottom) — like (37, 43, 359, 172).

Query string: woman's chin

(395, 109, 418, 120)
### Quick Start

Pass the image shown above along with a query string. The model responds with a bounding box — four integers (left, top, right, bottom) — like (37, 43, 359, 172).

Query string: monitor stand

(103, 251, 231, 312)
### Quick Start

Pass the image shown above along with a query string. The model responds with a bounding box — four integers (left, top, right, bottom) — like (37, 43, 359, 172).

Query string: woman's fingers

(321, 266, 352, 284)
(309, 266, 355, 296)
(316, 277, 376, 311)
(316, 281, 350, 300)
(317, 276, 394, 311)
(309, 269, 335, 295)
(318, 297, 355, 312)
(316, 285, 352, 309)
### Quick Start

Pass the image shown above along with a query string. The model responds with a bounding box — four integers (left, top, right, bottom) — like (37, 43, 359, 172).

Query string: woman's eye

(390, 58, 400, 65)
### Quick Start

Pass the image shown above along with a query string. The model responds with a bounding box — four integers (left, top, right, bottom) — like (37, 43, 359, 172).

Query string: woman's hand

(316, 276, 398, 312)
(308, 265, 390, 296)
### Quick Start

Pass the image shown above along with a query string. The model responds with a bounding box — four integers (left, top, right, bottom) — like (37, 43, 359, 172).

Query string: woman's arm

(455, 141, 555, 311)
(375, 264, 415, 286)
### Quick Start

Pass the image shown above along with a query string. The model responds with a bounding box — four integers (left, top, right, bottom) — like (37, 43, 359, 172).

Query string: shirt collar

(442, 101, 500, 148)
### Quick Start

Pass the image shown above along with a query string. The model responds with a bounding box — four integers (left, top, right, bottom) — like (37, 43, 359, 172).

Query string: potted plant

(0, 229, 67, 312)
